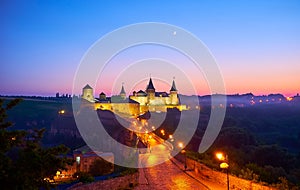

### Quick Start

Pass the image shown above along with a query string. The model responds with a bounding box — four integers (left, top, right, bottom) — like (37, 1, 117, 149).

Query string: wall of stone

(186, 158, 277, 190)
(68, 173, 138, 190)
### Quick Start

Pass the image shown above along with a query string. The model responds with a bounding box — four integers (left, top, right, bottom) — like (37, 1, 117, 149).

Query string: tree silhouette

(0, 98, 73, 190)
(89, 157, 113, 176)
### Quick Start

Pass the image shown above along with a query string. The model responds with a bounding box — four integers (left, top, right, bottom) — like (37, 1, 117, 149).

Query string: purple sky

(1, 1, 299, 97)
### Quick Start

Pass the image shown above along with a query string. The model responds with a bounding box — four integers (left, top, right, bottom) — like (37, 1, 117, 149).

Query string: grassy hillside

(5, 98, 72, 131)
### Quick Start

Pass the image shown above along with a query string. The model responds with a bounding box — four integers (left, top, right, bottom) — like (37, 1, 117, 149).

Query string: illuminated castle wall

(81, 78, 186, 116)
(129, 78, 185, 112)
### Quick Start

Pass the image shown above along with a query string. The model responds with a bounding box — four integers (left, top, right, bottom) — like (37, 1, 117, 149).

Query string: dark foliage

(89, 157, 113, 176)
(0, 98, 74, 190)
(185, 104, 300, 187)
(73, 171, 94, 183)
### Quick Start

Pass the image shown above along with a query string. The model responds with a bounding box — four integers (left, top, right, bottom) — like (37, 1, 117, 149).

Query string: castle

(82, 78, 186, 116)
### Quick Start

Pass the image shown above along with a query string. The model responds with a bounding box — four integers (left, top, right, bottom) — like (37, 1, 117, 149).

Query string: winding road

(135, 133, 210, 190)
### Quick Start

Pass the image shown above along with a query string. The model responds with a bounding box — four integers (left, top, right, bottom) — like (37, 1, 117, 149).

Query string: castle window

(76, 156, 80, 164)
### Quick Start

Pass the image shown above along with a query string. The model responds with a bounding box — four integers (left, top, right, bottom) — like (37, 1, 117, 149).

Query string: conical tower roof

(83, 84, 93, 89)
(146, 78, 155, 91)
(170, 79, 177, 91)
(120, 84, 126, 94)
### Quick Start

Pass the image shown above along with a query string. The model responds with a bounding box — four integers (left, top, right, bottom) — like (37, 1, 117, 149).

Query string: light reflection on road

(139, 132, 171, 167)
(122, 117, 210, 189)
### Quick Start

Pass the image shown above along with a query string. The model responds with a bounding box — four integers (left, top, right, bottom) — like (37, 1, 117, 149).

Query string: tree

(89, 157, 113, 176)
(251, 145, 295, 171)
(73, 171, 94, 183)
(213, 127, 256, 149)
(0, 98, 73, 190)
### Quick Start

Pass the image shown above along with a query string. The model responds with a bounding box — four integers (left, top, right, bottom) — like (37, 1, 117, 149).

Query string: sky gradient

(1, 0, 299, 97)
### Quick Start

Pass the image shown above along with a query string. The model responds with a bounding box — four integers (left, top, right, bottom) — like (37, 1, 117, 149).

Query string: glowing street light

(216, 152, 225, 161)
(178, 142, 183, 149)
(59, 110, 65, 114)
(215, 152, 229, 190)
(220, 162, 229, 169)
(178, 142, 187, 170)
(147, 135, 152, 153)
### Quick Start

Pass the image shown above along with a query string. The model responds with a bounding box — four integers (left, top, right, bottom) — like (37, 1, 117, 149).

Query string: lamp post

(160, 129, 165, 136)
(148, 135, 152, 153)
(178, 142, 187, 171)
(216, 152, 229, 190)
(169, 134, 174, 142)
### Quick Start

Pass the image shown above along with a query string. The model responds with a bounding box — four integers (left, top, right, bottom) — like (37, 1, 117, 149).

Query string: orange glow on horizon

(75, 70, 298, 97)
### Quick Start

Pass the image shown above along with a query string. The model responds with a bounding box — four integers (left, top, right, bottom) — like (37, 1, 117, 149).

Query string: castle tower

(146, 78, 155, 101)
(82, 84, 94, 102)
(120, 83, 126, 100)
(170, 79, 179, 105)
(99, 92, 106, 100)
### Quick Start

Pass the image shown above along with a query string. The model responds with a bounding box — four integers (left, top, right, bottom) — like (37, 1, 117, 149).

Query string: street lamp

(215, 152, 229, 190)
(169, 135, 174, 142)
(147, 135, 152, 153)
(178, 142, 187, 171)
(160, 129, 165, 136)
(58, 110, 65, 114)
(216, 152, 225, 161)
(178, 142, 183, 149)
